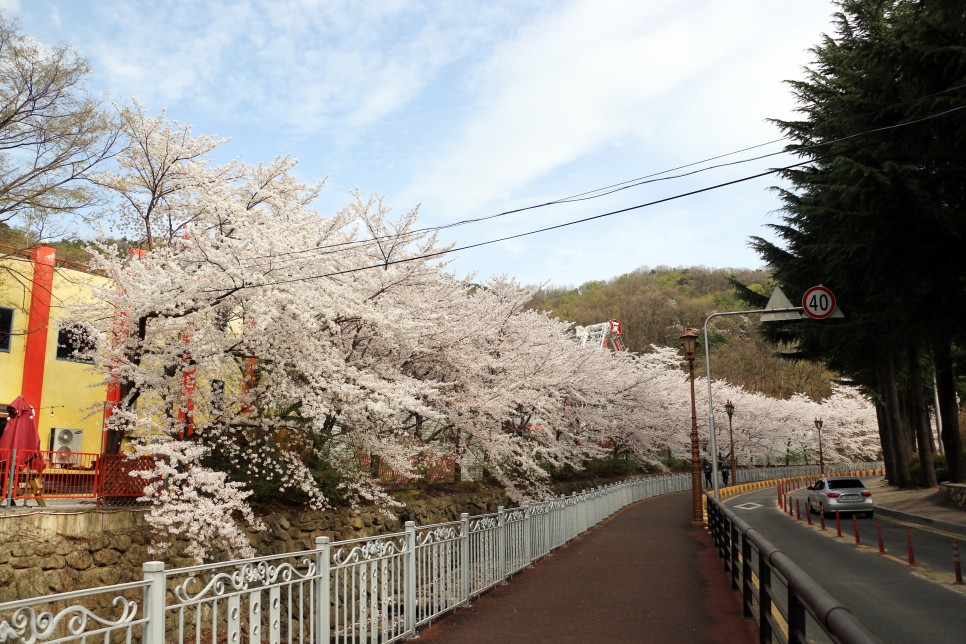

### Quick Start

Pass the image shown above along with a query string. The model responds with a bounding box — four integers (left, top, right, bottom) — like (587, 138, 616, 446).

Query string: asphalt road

(725, 487, 966, 643)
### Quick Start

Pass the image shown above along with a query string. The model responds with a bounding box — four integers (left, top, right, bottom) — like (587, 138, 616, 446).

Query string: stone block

(93, 549, 121, 566)
(11, 555, 42, 570)
(66, 551, 94, 571)
(40, 554, 67, 570)
(90, 535, 112, 552)
(15, 573, 48, 598)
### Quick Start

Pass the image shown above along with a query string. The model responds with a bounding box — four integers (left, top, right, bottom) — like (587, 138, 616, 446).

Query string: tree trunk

(881, 355, 912, 486)
(453, 427, 462, 483)
(907, 346, 937, 487)
(935, 342, 966, 483)
(874, 389, 896, 483)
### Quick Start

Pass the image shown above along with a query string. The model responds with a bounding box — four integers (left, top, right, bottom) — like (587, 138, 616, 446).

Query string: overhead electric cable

(235, 82, 966, 268)
(233, 100, 966, 278)
(203, 102, 966, 295)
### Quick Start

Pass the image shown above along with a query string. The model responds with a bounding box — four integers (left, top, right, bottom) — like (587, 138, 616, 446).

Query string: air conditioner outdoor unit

(49, 428, 84, 466)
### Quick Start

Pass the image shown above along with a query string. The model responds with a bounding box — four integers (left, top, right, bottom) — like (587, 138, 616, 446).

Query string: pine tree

(750, 0, 966, 484)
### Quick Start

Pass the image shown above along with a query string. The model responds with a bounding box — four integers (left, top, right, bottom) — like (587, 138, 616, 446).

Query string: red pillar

(21, 246, 56, 414)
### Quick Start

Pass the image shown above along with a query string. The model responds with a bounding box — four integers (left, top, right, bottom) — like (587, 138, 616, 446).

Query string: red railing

(1, 448, 157, 506)
(358, 453, 456, 486)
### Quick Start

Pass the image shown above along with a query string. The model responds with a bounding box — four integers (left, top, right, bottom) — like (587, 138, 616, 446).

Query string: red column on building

(21, 246, 56, 415)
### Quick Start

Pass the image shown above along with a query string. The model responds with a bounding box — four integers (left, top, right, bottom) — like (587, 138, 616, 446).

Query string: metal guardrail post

(404, 521, 417, 633)
(142, 561, 166, 644)
(315, 536, 330, 642)
(729, 520, 739, 590)
(460, 512, 470, 602)
(758, 553, 773, 642)
(788, 582, 806, 641)
(741, 531, 753, 618)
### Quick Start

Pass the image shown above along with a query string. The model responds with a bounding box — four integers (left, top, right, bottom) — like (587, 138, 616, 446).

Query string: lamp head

(814, 418, 823, 430)
(680, 324, 699, 360)
(724, 400, 734, 418)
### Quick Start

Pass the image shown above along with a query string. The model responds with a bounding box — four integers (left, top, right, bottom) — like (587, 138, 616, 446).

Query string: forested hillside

(527, 266, 838, 401)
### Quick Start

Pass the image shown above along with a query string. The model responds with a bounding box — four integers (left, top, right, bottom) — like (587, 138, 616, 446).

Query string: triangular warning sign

(762, 287, 804, 322)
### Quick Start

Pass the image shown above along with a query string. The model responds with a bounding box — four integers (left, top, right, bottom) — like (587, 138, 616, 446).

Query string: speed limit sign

(802, 285, 837, 319)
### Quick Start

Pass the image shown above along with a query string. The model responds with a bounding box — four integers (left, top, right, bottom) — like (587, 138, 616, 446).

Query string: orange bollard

(852, 516, 862, 545)
(806, 505, 813, 525)
(906, 528, 916, 567)
(876, 521, 885, 554)
(820, 508, 826, 531)
(835, 511, 842, 537)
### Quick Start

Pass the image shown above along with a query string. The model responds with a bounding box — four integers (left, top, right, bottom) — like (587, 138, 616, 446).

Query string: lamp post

(815, 418, 824, 474)
(681, 324, 703, 527)
(725, 400, 736, 485)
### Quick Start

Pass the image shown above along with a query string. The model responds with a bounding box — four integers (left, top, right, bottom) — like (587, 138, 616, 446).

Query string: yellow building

(1, 246, 110, 455)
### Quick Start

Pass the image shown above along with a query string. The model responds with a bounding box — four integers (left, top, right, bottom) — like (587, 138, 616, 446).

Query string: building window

(56, 323, 96, 363)
(0, 307, 12, 352)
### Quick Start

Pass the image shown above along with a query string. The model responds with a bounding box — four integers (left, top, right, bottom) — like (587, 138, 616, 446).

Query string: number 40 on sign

(802, 285, 837, 319)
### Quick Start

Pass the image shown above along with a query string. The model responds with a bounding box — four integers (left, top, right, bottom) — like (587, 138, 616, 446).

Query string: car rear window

(828, 479, 863, 489)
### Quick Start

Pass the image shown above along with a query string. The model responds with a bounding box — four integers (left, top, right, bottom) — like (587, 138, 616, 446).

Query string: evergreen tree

(750, 0, 966, 484)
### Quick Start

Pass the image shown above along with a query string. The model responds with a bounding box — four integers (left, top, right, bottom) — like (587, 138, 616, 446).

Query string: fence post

(523, 502, 533, 565)
(405, 521, 417, 633)
(315, 536, 330, 642)
(3, 449, 15, 507)
(570, 491, 577, 538)
(497, 506, 507, 582)
(546, 499, 553, 552)
(142, 561, 166, 644)
(460, 512, 470, 602)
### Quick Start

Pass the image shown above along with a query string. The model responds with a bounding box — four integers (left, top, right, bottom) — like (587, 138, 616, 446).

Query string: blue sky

(6, 0, 838, 288)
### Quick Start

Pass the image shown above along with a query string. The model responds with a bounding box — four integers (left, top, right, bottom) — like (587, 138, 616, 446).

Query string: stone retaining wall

(0, 490, 510, 604)
(938, 482, 966, 508)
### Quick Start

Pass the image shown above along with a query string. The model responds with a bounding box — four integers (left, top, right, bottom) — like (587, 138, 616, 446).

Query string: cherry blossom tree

(75, 107, 881, 562)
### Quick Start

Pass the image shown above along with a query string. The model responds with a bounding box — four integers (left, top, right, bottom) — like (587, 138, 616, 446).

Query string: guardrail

(706, 492, 881, 644)
(1, 448, 156, 507)
(0, 474, 690, 642)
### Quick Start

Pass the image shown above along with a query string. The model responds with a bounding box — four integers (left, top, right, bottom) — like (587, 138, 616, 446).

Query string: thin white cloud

(78, 0, 532, 136)
(402, 0, 835, 222)
(0, 0, 21, 15)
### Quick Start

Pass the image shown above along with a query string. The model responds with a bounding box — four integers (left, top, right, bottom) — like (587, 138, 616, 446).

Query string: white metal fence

(0, 464, 880, 643)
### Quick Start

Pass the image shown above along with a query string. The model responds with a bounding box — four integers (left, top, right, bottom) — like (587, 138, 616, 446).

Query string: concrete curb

(874, 506, 966, 538)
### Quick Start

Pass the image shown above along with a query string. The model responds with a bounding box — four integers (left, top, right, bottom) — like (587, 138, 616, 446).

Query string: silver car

(806, 476, 874, 517)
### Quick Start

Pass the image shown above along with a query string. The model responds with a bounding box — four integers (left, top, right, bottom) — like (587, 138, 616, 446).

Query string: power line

(202, 102, 966, 295)
(235, 82, 966, 268)
(200, 152, 832, 293)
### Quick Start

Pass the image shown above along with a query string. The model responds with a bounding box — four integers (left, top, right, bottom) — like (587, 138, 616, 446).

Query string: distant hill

(527, 266, 837, 401)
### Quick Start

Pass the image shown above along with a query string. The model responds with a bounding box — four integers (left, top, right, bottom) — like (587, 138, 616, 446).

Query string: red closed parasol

(0, 396, 45, 473)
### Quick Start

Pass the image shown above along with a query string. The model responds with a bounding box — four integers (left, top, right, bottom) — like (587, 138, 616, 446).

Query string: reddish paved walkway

(415, 492, 757, 644)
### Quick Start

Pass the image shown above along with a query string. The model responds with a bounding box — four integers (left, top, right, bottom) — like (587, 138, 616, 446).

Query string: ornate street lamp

(680, 323, 703, 526)
(725, 400, 736, 485)
(815, 418, 824, 474)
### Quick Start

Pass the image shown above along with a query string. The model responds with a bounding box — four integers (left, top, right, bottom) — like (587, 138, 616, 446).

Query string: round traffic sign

(802, 285, 836, 319)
